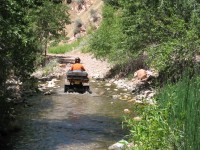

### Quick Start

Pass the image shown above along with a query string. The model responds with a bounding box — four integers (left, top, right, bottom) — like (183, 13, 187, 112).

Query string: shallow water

(11, 79, 132, 150)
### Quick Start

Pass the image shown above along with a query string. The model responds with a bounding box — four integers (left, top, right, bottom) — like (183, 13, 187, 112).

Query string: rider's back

(71, 63, 85, 71)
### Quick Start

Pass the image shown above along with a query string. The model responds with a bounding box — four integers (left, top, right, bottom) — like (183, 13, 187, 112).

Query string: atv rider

(70, 57, 86, 71)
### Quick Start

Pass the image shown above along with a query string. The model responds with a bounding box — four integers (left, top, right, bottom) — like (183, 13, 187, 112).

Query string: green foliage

(75, 19, 83, 28)
(42, 59, 58, 76)
(103, 0, 120, 8)
(48, 39, 81, 54)
(89, 5, 129, 63)
(90, 9, 98, 22)
(28, 1, 70, 54)
(0, 0, 41, 141)
(124, 104, 178, 149)
(73, 19, 83, 36)
(0, 0, 41, 84)
(156, 75, 200, 149)
(125, 73, 200, 149)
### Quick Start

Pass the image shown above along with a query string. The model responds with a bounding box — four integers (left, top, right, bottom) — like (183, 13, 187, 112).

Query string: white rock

(124, 109, 131, 114)
(105, 83, 112, 87)
(112, 95, 120, 100)
(133, 116, 142, 121)
(148, 92, 155, 98)
(122, 89, 128, 92)
(135, 100, 143, 104)
(108, 140, 128, 150)
(47, 80, 55, 88)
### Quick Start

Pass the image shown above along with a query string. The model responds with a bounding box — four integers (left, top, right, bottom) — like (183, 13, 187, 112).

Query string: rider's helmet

(75, 57, 81, 63)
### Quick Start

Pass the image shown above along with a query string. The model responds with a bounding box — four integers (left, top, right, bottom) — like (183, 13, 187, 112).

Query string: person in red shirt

(70, 57, 86, 71)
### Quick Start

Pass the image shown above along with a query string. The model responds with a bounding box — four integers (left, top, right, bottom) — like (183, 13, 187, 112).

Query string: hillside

(65, 0, 103, 42)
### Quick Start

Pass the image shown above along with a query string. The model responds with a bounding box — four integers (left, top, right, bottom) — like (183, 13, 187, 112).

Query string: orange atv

(64, 70, 91, 93)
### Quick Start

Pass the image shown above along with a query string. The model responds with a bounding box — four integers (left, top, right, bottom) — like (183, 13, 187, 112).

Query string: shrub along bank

(124, 73, 200, 149)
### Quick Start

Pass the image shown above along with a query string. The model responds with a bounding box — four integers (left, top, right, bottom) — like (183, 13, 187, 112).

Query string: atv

(64, 70, 91, 93)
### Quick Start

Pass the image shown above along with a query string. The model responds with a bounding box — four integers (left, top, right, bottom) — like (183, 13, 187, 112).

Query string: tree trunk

(43, 32, 49, 66)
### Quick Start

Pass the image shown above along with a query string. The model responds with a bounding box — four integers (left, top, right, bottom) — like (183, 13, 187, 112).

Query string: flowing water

(10, 79, 133, 150)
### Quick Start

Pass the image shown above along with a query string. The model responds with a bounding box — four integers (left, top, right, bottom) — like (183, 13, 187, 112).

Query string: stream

(10, 79, 133, 150)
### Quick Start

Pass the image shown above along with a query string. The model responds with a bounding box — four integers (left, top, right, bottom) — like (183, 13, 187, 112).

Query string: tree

(0, 0, 40, 87)
(29, 1, 70, 58)
(0, 0, 70, 90)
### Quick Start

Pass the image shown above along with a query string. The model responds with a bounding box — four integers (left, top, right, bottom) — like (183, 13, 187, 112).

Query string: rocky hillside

(65, 0, 103, 43)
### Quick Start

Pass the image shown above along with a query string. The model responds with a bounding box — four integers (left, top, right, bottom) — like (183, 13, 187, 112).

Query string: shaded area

(105, 55, 148, 79)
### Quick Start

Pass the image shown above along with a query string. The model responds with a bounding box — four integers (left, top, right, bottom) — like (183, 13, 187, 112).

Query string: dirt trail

(47, 48, 111, 79)
(64, 50, 111, 78)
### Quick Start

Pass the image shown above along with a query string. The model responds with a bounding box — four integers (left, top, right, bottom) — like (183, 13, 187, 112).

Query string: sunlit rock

(47, 80, 55, 88)
(114, 88, 118, 91)
(109, 79, 115, 83)
(135, 100, 143, 104)
(112, 95, 120, 100)
(134, 69, 147, 80)
(105, 83, 112, 87)
(44, 90, 52, 95)
(124, 109, 131, 114)
(128, 99, 135, 103)
(38, 88, 44, 92)
(133, 116, 142, 121)
(123, 95, 128, 99)
(126, 142, 135, 149)
(148, 92, 155, 98)
(90, 80, 96, 83)
(108, 139, 128, 150)
(122, 88, 128, 92)
(59, 64, 66, 68)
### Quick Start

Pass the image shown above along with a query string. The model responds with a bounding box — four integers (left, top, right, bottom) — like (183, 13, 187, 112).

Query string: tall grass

(48, 39, 81, 54)
(124, 73, 200, 149)
(157, 75, 200, 149)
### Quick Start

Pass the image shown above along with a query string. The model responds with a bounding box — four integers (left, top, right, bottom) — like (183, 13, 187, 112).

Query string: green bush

(89, 5, 129, 64)
(124, 104, 178, 149)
